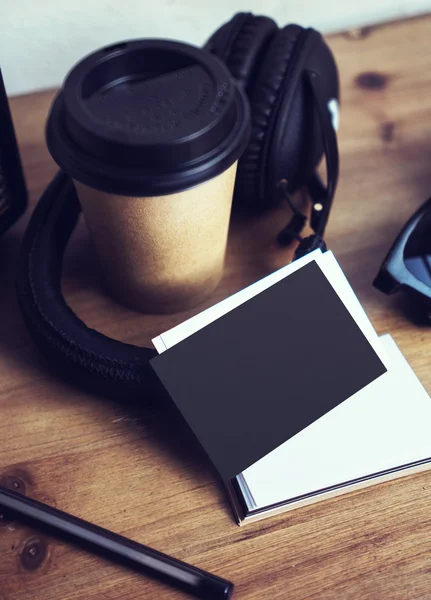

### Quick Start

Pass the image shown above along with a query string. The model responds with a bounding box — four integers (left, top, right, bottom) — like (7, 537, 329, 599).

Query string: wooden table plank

(1, 14, 431, 600)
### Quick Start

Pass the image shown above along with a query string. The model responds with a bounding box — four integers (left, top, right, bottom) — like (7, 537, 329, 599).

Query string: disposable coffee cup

(46, 40, 250, 313)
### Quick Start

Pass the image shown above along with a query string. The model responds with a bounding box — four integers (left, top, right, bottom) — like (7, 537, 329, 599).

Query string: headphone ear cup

(235, 24, 304, 211)
(203, 13, 248, 60)
(270, 34, 340, 200)
(236, 26, 340, 213)
(205, 16, 340, 217)
(203, 13, 277, 91)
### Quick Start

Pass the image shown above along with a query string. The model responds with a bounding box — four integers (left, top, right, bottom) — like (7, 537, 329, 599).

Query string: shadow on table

(113, 400, 221, 484)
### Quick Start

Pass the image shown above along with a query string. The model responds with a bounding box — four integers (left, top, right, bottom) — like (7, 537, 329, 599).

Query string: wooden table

(1, 15, 431, 600)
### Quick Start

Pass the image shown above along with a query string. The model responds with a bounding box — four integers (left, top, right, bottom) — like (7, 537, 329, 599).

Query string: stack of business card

(151, 250, 431, 524)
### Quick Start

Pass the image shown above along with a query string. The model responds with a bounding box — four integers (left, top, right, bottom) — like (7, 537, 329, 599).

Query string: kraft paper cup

(46, 39, 250, 313)
(74, 163, 237, 312)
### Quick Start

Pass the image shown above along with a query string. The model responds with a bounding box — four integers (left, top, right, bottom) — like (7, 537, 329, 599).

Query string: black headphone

(16, 13, 340, 401)
(205, 13, 340, 253)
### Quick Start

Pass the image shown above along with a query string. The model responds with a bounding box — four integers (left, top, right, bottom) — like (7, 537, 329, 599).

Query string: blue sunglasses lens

(404, 209, 431, 286)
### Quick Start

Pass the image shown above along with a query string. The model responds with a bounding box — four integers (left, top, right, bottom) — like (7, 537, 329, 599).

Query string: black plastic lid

(46, 39, 250, 196)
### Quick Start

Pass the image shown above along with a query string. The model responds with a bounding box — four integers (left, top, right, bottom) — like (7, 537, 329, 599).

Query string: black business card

(151, 261, 386, 481)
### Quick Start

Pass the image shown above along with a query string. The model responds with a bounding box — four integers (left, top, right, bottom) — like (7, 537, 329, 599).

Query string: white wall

(1, 0, 430, 96)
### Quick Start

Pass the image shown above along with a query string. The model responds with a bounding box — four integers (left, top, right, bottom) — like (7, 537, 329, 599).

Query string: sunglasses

(374, 198, 431, 322)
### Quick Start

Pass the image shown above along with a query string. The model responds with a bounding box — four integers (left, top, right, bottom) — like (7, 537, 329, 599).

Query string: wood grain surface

(1, 15, 431, 600)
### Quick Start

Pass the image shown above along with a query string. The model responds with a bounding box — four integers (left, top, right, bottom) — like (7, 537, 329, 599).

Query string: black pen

(0, 485, 233, 599)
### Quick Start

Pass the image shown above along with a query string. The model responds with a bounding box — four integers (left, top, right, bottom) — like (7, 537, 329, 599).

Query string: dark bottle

(0, 68, 27, 235)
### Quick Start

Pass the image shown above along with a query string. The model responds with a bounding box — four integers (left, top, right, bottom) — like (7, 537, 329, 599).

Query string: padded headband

(16, 172, 160, 401)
